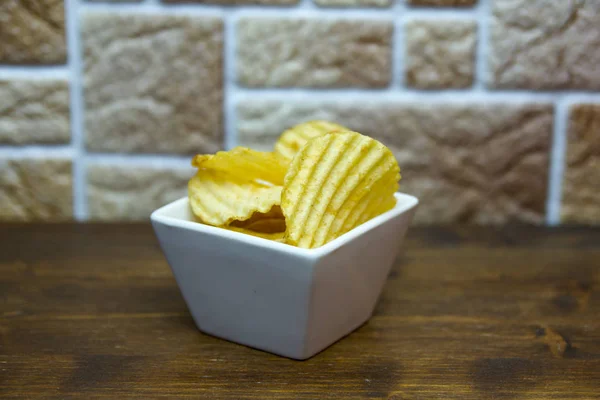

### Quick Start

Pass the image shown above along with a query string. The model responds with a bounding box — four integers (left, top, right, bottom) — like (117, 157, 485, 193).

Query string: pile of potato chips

(188, 121, 401, 249)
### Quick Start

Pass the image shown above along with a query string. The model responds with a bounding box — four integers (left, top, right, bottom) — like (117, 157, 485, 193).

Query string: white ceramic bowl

(151, 192, 418, 360)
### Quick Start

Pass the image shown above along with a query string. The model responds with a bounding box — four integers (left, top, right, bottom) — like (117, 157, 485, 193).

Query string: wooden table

(1, 224, 599, 399)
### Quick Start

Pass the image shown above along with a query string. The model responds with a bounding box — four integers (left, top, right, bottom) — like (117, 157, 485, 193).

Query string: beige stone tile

(314, 0, 392, 8)
(87, 164, 193, 221)
(405, 19, 477, 89)
(237, 100, 553, 224)
(490, 0, 600, 89)
(0, 80, 70, 145)
(0, 158, 72, 221)
(408, 0, 477, 6)
(0, 0, 66, 64)
(82, 13, 224, 154)
(236, 18, 393, 88)
(562, 104, 600, 224)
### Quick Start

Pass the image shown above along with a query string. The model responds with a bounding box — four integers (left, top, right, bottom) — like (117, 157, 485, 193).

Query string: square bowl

(151, 192, 418, 360)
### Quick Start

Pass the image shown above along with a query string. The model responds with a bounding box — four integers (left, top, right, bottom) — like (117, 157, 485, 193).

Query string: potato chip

(274, 120, 348, 161)
(236, 218, 286, 233)
(232, 205, 283, 223)
(334, 167, 398, 240)
(192, 147, 288, 186)
(225, 226, 285, 242)
(187, 121, 402, 247)
(229, 206, 286, 233)
(281, 130, 400, 249)
(188, 169, 281, 227)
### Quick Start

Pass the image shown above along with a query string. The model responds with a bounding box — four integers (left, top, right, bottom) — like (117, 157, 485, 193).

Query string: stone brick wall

(0, 0, 599, 224)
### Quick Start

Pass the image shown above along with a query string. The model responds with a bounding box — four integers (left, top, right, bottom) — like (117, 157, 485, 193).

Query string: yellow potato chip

(192, 147, 288, 186)
(225, 226, 285, 242)
(237, 218, 286, 233)
(229, 206, 286, 233)
(334, 167, 398, 240)
(188, 169, 281, 227)
(281, 131, 400, 249)
(233, 205, 283, 222)
(274, 120, 348, 161)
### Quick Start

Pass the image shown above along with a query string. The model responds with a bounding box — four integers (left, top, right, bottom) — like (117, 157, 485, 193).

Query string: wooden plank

(1, 224, 599, 399)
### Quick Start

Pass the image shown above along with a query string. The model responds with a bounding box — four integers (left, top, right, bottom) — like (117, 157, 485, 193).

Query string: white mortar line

(81, 3, 397, 15)
(400, 14, 480, 22)
(81, 2, 225, 14)
(233, 8, 395, 17)
(474, 0, 490, 91)
(0, 146, 74, 158)
(546, 98, 568, 226)
(236, 86, 400, 96)
(232, 88, 569, 101)
(303, 0, 398, 9)
(403, 8, 479, 18)
(233, 87, 600, 99)
(66, 0, 86, 221)
(397, 0, 407, 16)
(0, 66, 70, 80)
(82, 1, 454, 14)
(393, 0, 406, 89)
(224, 11, 237, 150)
(86, 153, 193, 168)
(561, 93, 600, 103)
(299, 0, 317, 9)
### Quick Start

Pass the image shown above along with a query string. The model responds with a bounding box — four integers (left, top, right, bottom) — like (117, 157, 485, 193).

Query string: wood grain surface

(1, 224, 599, 399)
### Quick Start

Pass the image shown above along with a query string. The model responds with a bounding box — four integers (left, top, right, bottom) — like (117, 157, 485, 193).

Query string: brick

(83, 13, 224, 154)
(0, 0, 66, 64)
(237, 18, 393, 88)
(87, 164, 192, 221)
(0, 158, 72, 221)
(0, 80, 70, 145)
(405, 19, 477, 89)
(490, 0, 600, 89)
(562, 104, 600, 224)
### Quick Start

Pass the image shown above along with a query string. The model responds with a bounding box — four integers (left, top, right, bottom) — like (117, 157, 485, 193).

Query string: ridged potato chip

(188, 169, 281, 227)
(192, 147, 288, 185)
(274, 120, 348, 161)
(229, 206, 286, 233)
(331, 167, 398, 242)
(281, 130, 400, 249)
(225, 226, 285, 242)
(187, 120, 402, 248)
(235, 218, 286, 233)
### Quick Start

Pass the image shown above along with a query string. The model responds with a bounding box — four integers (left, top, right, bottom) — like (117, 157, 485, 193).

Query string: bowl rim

(151, 192, 418, 259)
